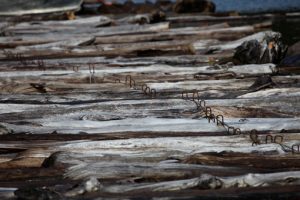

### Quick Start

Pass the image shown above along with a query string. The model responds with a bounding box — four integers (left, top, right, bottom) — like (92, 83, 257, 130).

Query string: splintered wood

(0, 13, 300, 200)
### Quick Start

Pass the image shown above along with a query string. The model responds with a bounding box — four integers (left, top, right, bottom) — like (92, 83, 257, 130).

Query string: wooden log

(183, 152, 300, 169)
(102, 171, 300, 193)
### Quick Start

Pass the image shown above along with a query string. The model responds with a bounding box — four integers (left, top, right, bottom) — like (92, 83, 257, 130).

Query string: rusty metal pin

(208, 114, 215, 123)
(141, 84, 148, 91)
(145, 86, 151, 95)
(274, 135, 284, 144)
(141, 84, 148, 94)
(216, 115, 224, 126)
(181, 91, 189, 100)
(227, 126, 235, 135)
(199, 100, 206, 109)
(192, 91, 199, 101)
(130, 79, 136, 88)
(205, 107, 212, 118)
(265, 134, 274, 144)
(250, 129, 258, 134)
(292, 144, 300, 154)
(151, 89, 157, 98)
(250, 129, 260, 146)
(125, 75, 132, 85)
(115, 79, 121, 83)
(235, 128, 242, 135)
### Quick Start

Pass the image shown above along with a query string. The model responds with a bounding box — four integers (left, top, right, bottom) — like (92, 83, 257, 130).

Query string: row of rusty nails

(58, 62, 80, 72)
(2, 51, 48, 69)
(4, 51, 26, 62)
(5, 52, 81, 73)
(115, 75, 157, 98)
(3, 50, 16, 59)
(248, 126, 300, 154)
(4, 51, 78, 73)
(182, 90, 241, 135)
(112, 75, 299, 154)
(265, 134, 284, 144)
(250, 130, 284, 146)
(180, 90, 300, 154)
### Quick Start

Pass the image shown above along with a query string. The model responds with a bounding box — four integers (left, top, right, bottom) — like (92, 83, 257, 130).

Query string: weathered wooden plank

(0, 9, 299, 200)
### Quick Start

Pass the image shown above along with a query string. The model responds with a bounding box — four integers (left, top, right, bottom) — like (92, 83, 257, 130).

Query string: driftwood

(101, 171, 300, 193)
(0, 12, 299, 200)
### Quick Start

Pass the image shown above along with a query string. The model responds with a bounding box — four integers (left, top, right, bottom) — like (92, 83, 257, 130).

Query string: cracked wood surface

(0, 12, 299, 200)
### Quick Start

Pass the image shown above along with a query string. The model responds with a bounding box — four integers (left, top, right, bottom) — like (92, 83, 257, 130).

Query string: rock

(233, 40, 262, 64)
(64, 177, 102, 197)
(173, 0, 215, 13)
(233, 32, 288, 64)
(14, 187, 64, 200)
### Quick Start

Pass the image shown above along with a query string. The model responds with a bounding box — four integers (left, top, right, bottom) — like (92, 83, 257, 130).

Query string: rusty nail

(274, 135, 284, 144)
(182, 91, 189, 100)
(130, 79, 136, 88)
(125, 75, 132, 85)
(208, 114, 215, 123)
(205, 107, 212, 118)
(265, 134, 274, 144)
(151, 89, 157, 98)
(145, 86, 151, 95)
(292, 144, 300, 154)
(216, 115, 224, 126)
(199, 100, 206, 109)
(227, 126, 235, 135)
(142, 84, 148, 93)
(235, 128, 242, 135)
(250, 129, 260, 146)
